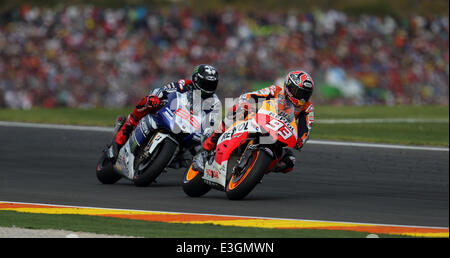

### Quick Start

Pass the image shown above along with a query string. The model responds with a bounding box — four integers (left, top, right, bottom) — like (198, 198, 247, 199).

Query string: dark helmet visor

(286, 81, 312, 102)
(198, 79, 218, 93)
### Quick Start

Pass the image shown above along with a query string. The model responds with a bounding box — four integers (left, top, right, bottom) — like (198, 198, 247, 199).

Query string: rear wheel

(96, 151, 121, 184)
(225, 150, 271, 200)
(133, 139, 178, 187)
(182, 164, 211, 197)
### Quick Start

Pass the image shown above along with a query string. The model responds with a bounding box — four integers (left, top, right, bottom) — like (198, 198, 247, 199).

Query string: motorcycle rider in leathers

(194, 70, 315, 174)
(108, 64, 221, 163)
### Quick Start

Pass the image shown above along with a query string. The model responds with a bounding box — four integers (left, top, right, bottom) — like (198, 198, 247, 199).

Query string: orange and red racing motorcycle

(182, 98, 299, 200)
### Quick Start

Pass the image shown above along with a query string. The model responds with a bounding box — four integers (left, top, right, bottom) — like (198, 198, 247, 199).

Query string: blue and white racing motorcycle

(96, 91, 211, 187)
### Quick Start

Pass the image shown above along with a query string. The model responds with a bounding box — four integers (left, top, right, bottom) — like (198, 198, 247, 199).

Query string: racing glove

(295, 139, 303, 150)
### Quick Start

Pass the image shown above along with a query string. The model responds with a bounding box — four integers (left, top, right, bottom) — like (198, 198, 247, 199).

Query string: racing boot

(269, 149, 296, 174)
(193, 121, 228, 171)
(113, 116, 126, 136)
(192, 150, 209, 172)
(108, 95, 161, 162)
(108, 114, 139, 162)
(201, 121, 226, 151)
(107, 115, 125, 162)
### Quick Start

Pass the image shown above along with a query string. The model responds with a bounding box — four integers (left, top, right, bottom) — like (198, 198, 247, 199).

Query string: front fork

(233, 141, 282, 177)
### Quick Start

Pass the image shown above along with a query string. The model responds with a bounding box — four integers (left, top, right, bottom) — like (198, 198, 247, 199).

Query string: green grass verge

(314, 105, 449, 146)
(0, 107, 129, 127)
(0, 210, 404, 238)
(0, 105, 448, 146)
(313, 122, 448, 146)
(315, 105, 449, 119)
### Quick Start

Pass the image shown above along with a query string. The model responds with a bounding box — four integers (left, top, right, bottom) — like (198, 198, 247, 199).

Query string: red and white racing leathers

(201, 84, 315, 173)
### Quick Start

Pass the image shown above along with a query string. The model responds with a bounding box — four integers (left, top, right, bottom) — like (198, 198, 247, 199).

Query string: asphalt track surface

(0, 125, 448, 228)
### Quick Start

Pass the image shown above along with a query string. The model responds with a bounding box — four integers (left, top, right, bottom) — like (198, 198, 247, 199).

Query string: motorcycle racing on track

(96, 90, 220, 187)
(182, 97, 300, 200)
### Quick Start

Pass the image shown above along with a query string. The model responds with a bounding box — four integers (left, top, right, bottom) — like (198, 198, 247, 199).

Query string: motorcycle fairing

(115, 141, 135, 179)
(201, 98, 298, 188)
(113, 91, 204, 180)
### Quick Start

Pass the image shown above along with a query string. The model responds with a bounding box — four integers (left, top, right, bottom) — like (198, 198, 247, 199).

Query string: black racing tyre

(225, 150, 271, 200)
(133, 138, 178, 187)
(182, 164, 211, 197)
(96, 151, 121, 184)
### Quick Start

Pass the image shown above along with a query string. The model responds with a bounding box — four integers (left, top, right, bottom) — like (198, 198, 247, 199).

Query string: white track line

(319, 118, 449, 124)
(0, 121, 448, 152)
(1, 200, 448, 230)
(0, 121, 112, 132)
(307, 140, 448, 152)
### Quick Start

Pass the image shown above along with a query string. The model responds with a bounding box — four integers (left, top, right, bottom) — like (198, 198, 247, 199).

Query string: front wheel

(225, 149, 272, 200)
(133, 138, 178, 187)
(96, 151, 121, 184)
(182, 164, 211, 197)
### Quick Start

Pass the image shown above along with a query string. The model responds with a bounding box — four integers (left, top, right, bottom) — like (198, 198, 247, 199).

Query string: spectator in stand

(0, 5, 448, 108)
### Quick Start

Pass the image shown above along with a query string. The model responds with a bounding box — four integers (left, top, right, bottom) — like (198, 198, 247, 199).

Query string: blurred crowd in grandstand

(0, 5, 448, 109)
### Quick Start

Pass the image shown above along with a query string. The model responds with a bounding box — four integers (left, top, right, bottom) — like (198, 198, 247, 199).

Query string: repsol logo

(222, 122, 249, 140)
(205, 169, 219, 179)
